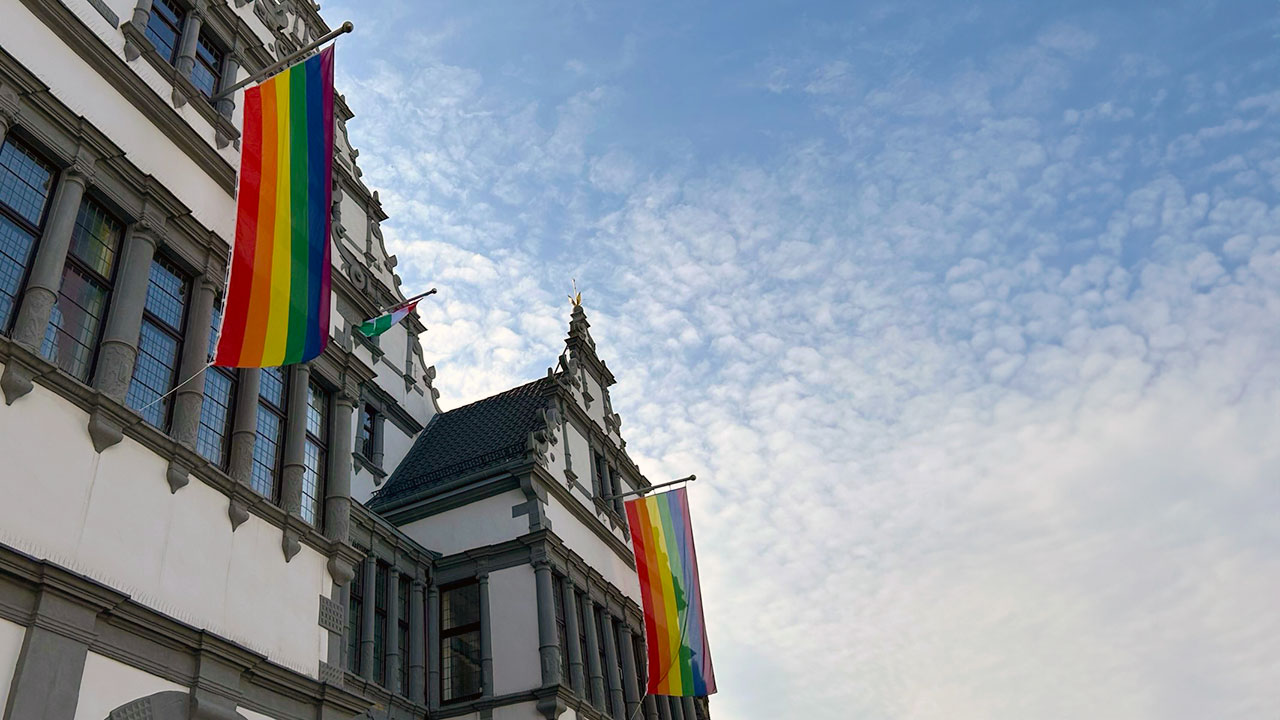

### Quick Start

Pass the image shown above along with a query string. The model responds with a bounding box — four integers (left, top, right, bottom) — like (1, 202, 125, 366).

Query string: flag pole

(213, 21, 354, 101)
(379, 288, 437, 313)
(603, 475, 696, 502)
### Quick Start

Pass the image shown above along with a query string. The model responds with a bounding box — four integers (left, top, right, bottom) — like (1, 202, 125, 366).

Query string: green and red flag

(215, 47, 335, 367)
(625, 488, 717, 696)
(356, 298, 420, 338)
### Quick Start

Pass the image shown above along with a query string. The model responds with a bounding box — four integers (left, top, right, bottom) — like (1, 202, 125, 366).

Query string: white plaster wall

(397, 490, 529, 557)
(381, 421, 415, 484)
(545, 496, 642, 606)
(72, 651, 185, 720)
(3, 2, 237, 238)
(488, 566, 540, 697)
(0, 617, 25, 712)
(0, 381, 329, 677)
(494, 701, 544, 720)
(351, 466, 381, 506)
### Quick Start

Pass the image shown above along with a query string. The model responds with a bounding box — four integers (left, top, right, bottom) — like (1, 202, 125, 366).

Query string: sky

(320, 1, 1280, 718)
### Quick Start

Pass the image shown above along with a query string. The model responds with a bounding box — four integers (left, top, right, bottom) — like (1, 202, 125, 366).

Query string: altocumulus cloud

(325, 1, 1280, 718)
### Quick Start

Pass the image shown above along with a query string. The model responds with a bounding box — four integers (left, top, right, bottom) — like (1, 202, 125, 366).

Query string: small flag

(356, 299, 419, 338)
(215, 47, 335, 368)
(625, 488, 716, 697)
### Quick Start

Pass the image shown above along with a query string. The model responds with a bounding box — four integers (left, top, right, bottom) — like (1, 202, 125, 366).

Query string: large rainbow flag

(625, 488, 717, 697)
(214, 47, 334, 368)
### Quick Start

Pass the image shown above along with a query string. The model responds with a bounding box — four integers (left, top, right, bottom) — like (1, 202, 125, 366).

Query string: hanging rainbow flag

(214, 47, 334, 368)
(625, 488, 716, 697)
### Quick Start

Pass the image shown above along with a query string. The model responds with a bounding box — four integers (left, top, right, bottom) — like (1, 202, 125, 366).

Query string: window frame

(595, 607, 614, 714)
(439, 579, 483, 704)
(347, 559, 365, 675)
(41, 193, 122, 382)
(0, 135, 58, 336)
(553, 574, 570, 684)
(251, 365, 288, 502)
(397, 574, 411, 693)
(191, 30, 225, 97)
(577, 592, 595, 704)
(126, 254, 189, 430)
(374, 561, 390, 687)
(196, 302, 237, 468)
(143, 0, 186, 65)
(302, 379, 330, 527)
(357, 402, 378, 460)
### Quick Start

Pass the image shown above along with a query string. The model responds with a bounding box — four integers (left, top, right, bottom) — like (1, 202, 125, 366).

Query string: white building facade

(0, 1, 713, 719)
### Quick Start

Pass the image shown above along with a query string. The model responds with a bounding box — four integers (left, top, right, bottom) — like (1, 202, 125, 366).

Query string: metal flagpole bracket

(213, 21, 354, 101)
(603, 474, 696, 502)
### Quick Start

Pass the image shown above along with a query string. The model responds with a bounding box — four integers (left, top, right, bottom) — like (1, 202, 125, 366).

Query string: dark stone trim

(86, 0, 120, 26)
(374, 468, 525, 524)
(0, 543, 373, 719)
(16, 0, 237, 194)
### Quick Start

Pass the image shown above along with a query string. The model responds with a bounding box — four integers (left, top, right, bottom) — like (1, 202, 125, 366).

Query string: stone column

(215, 50, 241, 117)
(427, 583, 440, 710)
(581, 593, 606, 710)
(408, 578, 426, 704)
(619, 624, 642, 720)
(4, 589, 98, 720)
(11, 159, 92, 350)
(562, 577, 585, 696)
(371, 412, 386, 468)
(601, 609, 625, 719)
(670, 697, 686, 720)
(532, 554, 562, 688)
(170, 274, 216, 448)
(324, 388, 355, 542)
(172, 2, 204, 77)
(657, 695, 672, 720)
(91, 222, 157, 402)
(227, 368, 260, 485)
(385, 568, 401, 694)
(682, 697, 697, 720)
(359, 556, 376, 682)
(478, 569, 493, 697)
(280, 363, 310, 517)
(130, 0, 154, 27)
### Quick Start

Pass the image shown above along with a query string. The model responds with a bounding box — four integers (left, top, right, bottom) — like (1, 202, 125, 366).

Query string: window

(595, 608, 613, 714)
(0, 137, 55, 333)
(553, 575, 569, 684)
(632, 634, 648, 699)
(593, 451, 607, 497)
(374, 563, 389, 686)
(41, 196, 121, 381)
(440, 580, 482, 703)
(612, 618, 626, 710)
(197, 302, 236, 466)
(610, 466, 626, 515)
(357, 403, 378, 459)
(347, 560, 364, 674)
(126, 257, 188, 429)
(398, 575, 411, 693)
(577, 593, 595, 703)
(191, 32, 223, 97)
(251, 365, 286, 500)
(302, 380, 329, 526)
(143, 0, 184, 64)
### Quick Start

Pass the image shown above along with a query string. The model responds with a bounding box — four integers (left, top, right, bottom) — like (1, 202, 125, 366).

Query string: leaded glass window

(374, 562, 389, 686)
(0, 138, 55, 333)
(41, 197, 121, 381)
(191, 33, 223, 97)
(347, 562, 364, 674)
(577, 592, 592, 702)
(398, 575, 411, 693)
(144, 0, 184, 64)
(595, 608, 613, 714)
(126, 257, 188, 429)
(302, 380, 328, 526)
(197, 302, 236, 466)
(441, 580, 482, 703)
(357, 403, 377, 459)
(251, 365, 286, 500)
(553, 575, 570, 684)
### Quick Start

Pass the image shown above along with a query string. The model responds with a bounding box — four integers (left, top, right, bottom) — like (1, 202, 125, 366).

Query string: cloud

(326, 2, 1280, 718)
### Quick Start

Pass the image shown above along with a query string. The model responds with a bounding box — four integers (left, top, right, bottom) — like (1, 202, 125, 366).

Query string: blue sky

(322, 1, 1280, 718)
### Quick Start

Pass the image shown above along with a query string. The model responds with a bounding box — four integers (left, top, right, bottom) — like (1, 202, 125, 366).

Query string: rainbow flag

(625, 488, 716, 697)
(214, 47, 334, 368)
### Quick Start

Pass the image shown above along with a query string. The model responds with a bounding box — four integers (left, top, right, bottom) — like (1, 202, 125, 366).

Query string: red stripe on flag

(627, 499, 663, 694)
(214, 86, 263, 366)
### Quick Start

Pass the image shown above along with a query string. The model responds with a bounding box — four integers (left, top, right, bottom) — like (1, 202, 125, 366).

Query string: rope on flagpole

(130, 360, 216, 414)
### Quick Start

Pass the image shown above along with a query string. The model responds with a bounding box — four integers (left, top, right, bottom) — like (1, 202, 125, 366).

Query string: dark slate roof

(368, 376, 554, 510)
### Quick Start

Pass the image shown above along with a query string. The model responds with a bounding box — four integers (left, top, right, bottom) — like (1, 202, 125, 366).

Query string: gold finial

(568, 278, 582, 307)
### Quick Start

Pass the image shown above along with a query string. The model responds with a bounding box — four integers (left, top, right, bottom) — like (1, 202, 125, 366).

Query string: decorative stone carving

(318, 594, 345, 633)
(95, 342, 138, 402)
(227, 495, 250, 531)
(165, 459, 190, 493)
(282, 523, 302, 562)
(87, 407, 125, 453)
(0, 359, 35, 405)
(327, 555, 355, 586)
